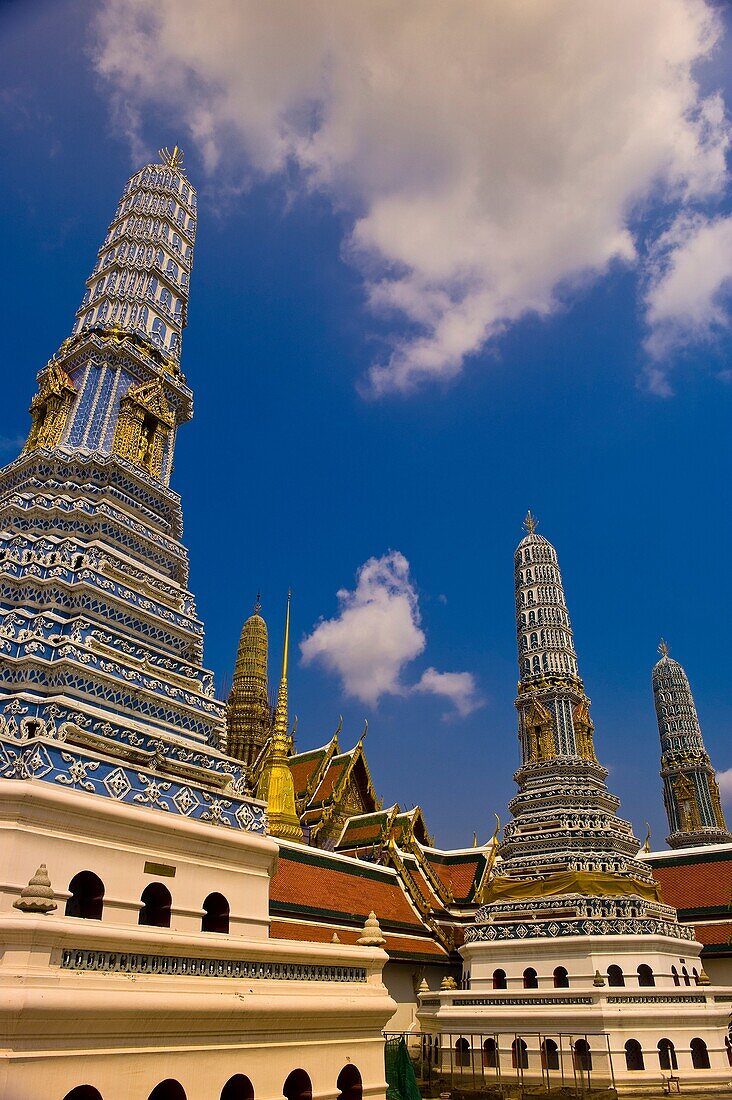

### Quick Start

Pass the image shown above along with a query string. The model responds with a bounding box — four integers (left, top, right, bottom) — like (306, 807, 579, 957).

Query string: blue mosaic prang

(0, 156, 272, 835)
(0, 733, 267, 835)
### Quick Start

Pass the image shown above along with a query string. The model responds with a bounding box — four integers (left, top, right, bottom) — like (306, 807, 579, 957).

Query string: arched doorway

(62, 1089, 103, 1100)
(283, 1069, 312, 1100)
(523, 967, 538, 989)
(541, 1040, 559, 1071)
(637, 964, 654, 987)
(482, 1039, 498, 1069)
(65, 872, 104, 920)
(658, 1039, 678, 1071)
(511, 1038, 528, 1070)
(147, 1082, 187, 1100)
(455, 1038, 470, 1067)
(203, 892, 230, 933)
(624, 1040, 644, 1071)
(336, 1064, 362, 1100)
(574, 1039, 592, 1072)
(553, 966, 569, 988)
(221, 1075, 255, 1100)
(139, 882, 172, 928)
(690, 1038, 710, 1069)
(492, 968, 507, 989)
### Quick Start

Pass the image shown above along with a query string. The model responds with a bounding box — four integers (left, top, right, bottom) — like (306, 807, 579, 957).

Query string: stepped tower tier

(0, 151, 264, 834)
(653, 641, 732, 849)
(227, 597, 272, 768)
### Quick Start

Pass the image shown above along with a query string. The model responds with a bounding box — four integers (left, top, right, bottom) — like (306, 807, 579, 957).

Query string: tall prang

(469, 512, 683, 931)
(653, 641, 732, 849)
(228, 597, 272, 769)
(0, 149, 266, 835)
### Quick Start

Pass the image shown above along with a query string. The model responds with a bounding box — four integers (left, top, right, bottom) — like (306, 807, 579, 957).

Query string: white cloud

(643, 213, 732, 387)
(413, 667, 482, 718)
(94, 0, 730, 394)
(300, 551, 480, 715)
(717, 768, 732, 804)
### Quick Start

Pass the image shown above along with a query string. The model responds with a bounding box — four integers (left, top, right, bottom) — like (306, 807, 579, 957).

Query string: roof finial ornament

(658, 637, 669, 658)
(523, 510, 537, 535)
(254, 591, 261, 615)
(159, 144, 184, 172)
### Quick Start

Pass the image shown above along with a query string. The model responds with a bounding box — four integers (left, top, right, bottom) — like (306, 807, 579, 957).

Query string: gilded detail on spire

(112, 379, 175, 482)
(23, 364, 76, 454)
(523, 510, 537, 535)
(227, 598, 271, 769)
(159, 145, 185, 172)
(256, 591, 303, 842)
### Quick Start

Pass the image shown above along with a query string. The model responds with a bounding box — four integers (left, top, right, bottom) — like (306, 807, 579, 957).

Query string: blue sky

(1, 0, 732, 849)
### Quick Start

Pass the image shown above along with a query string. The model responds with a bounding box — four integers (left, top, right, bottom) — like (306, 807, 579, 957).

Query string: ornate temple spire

(653, 641, 732, 848)
(227, 596, 271, 768)
(21, 148, 196, 484)
(256, 592, 303, 842)
(514, 512, 592, 762)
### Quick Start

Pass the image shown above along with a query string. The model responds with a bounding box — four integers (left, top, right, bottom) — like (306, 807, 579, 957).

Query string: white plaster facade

(0, 779, 395, 1100)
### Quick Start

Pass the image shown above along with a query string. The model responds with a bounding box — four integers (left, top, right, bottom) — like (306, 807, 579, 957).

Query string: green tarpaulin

(385, 1038, 422, 1100)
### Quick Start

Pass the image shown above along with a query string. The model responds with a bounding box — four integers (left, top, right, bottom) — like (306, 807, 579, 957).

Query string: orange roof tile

(310, 756, 349, 805)
(650, 853, 732, 912)
(270, 847, 426, 930)
(270, 920, 448, 958)
(693, 921, 732, 946)
(290, 749, 329, 799)
(425, 852, 486, 903)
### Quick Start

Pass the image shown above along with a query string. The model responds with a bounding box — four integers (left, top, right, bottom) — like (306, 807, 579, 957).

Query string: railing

(384, 1029, 616, 1098)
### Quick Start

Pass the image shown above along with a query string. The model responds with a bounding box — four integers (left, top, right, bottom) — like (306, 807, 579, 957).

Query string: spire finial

(254, 591, 261, 615)
(159, 144, 184, 172)
(282, 589, 291, 681)
(658, 638, 669, 658)
(523, 510, 537, 535)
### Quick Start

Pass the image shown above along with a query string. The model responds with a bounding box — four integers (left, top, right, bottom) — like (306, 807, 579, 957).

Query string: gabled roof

(336, 806, 398, 851)
(269, 840, 451, 961)
(290, 738, 337, 802)
(421, 846, 491, 905)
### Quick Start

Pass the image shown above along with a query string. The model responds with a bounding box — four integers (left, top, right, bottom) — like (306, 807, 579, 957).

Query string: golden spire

(523, 510, 537, 535)
(159, 144, 185, 172)
(256, 590, 303, 842)
(227, 595, 270, 768)
(658, 638, 669, 658)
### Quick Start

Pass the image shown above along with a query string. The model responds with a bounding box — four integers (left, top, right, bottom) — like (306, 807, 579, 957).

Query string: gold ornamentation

(573, 698, 597, 762)
(710, 773, 728, 831)
(227, 597, 271, 768)
(673, 773, 702, 833)
(524, 699, 555, 761)
(159, 145, 185, 172)
(24, 363, 77, 453)
(523, 510, 537, 535)
(112, 378, 175, 481)
(256, 591, 303, 842)
(658, 637, 670, 658)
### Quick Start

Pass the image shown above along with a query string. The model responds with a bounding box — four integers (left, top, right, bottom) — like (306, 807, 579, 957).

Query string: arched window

(336, 1065, 362, 1100)
(139, 882, 172, 928)
(523, 967, 538, 989)
(725, 1036, 732, 1067)
(202, 892, 230, 934)
(574, 1040, 592, 1072)
(152, 317, 167, 345)
(690, 1038, 710, 1069)
(692, 967, 700, 985)
(553, 966, 569, 988)
(658, 1039, 677, 1071)
(511, 1038, 528, 1070)
(607, 964, 624, 987)
(139, 305, 149, 327)
(221, 1076, 254, 1100)
(492, 968, 507, 989)
(283, 1070, 312, 1100)
(160, 287, 172, 311)
(455, 1038, 470, 1067)
(541, 1039, 559, 1071)
(148, 1082, 187, 1100)
(482, 1039, 498, 1069)
(65, 871, 104, 920)
(166, 260, 179, 281)
(637, 964, 654, 987)
(682, 966, 691, 986)
(625, 1040, 644, 1071)
(63, 1089, 104, 1100)
(671, 965, 680, 986)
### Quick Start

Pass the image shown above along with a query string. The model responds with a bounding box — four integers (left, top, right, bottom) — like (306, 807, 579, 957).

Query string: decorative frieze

(60, 948, 366, 983)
